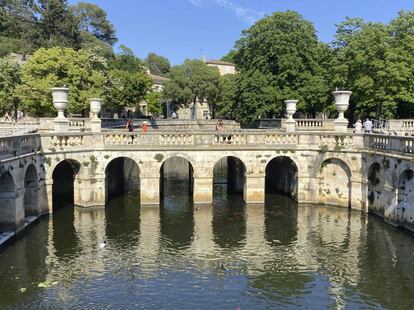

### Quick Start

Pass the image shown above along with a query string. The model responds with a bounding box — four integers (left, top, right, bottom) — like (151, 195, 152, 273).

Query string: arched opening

(52, 160, 80, 211)
(160, 157, 194, 205)
(0, 172, 17, 232)
(105, 157, 140, 202)
(317, 158, 351, 208)
(265, 156, 298, 201)
(396, 169, 414, 224)
(159, 157, 194, 248)
(367, 163, 383, 216)
(24, 165, 38, 217)
(213, 156, 246, 204)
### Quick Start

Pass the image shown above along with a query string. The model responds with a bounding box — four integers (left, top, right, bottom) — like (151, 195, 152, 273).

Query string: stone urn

(285, 99, 298, 132)
(333, 90, 352, 120)
(90, 98, 103, 119)
(51, 87, 69, 120)
(333, 90, 352, 133)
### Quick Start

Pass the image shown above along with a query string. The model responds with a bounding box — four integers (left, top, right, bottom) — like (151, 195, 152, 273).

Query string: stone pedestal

(285, 99, 298, 133)
(333, 90, 352, 134)
(90, 119, 101, 133)
(140, 177, 160, 206)
(245, 176, 265, 204)
(90, 98, 103, 133)
(74, 175, 105, 208)
(194, 176, 213, 204)
(54, 119, 69, 133)
(52, 87, 70, 133)
(285, 119, 296, 133)
(334, 119, 349, 133)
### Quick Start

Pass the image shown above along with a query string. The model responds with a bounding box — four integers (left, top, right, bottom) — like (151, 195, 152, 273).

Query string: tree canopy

(0, 57, 21, 113)
(145, 52, 171, 76)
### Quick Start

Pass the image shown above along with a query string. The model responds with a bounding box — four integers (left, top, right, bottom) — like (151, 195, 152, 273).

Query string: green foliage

(163, 59, 221, 117)
(17, 47, 109, 116)
(109, 45, 143, 73)
(106, 69, 152, 112)
(0, 57, 21, 113)
(145, 52, 171, 76)
(70, 2, 117, 45)
(145, 91, 162, 116)
(215, 74, 237, 119)
(232, 11, 329, 123)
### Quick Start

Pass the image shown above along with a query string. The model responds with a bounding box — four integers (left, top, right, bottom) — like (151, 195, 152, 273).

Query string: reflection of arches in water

(0, 172, 17, 232)
(264, 195, 298, 246)
(105, 157, 140, 202)
(367, 163, 383, 216)
(317, 158, 352, 208)
(213, 156, 246, 203)
(24, 164, 38, 217)
(212, 201, 246, 249)
(105, 196, 140, 248)
(265, 156, 298, 201)
(160, 157, 194, 205)
(52, 159, 80, 211)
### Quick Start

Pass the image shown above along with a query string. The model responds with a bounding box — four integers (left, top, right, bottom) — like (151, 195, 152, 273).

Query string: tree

(163, 59, 221, 118)
(0, 57, 21, 113)
(215, 74, 236, 119)
(145, 91, 162, 116)
(232, 11, 329, 123)
(70, 2, 117, 46)
(106, 69, 152, 112)
(110, 45, 143, 73)
(145, 52, 170, 76)
(17, 47, 109, 116)
(36, 0, 80, 48)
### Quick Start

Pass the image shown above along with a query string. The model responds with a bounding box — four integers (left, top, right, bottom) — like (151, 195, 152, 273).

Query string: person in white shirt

(364, 118, 373, 133)
(354, 119, 363, 133)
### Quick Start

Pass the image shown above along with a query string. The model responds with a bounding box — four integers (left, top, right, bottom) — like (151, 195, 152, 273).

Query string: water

(1, 182, 414, 309)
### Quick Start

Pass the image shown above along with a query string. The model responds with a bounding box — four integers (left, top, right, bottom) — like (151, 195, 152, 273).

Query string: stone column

(74, 172, 105, 208)
(297, 172, 317, 203)
(52, 87, 70, 133)
(350, 177, 366, 212)
(90, 98, 103, 133)
(37, 179, 50, 216)
(140, 177, 160, 206)
(45, 179, 54, 214)
(245, 175, 265, 204)
(0, 188, 24, 232)
(333, 90, 352, 133)
(285, 100, 298, 133)
(193, 176, 213, 204)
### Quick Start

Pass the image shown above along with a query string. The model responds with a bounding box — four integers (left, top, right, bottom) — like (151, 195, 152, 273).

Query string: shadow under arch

(24, 164, 39, 217)
(317, 158, 352, 208)
(105, 157, 140, 203)
(213, 156, 246, 204)
(367, 162, 383, 216)
(265, 156, 298, 201)
(52, 159, 80, 211)
(159, 156, 194, 250)
(0, 172, 18, 232)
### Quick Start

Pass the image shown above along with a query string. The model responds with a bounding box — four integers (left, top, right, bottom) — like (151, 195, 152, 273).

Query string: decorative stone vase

(333, 90, 352, 133)
(333, 90, 352, 120)
(285, 99, 298, 133)
(51, 87, 69, 120)
(90, 98, 103, 119)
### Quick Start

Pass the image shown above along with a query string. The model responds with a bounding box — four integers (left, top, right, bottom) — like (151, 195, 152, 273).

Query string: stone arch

(367, 162, 384, 216)
(317, 158, 352, 208)
(24, 164, 39, 217)
(105, 156, 140, 202)
(160, 156, 194, 204)
(396, 169, 414, 224)
(213, 156, 246, 202)
(265, 156, 298, 200)
(0, 172, 20, 232)
(52, 159, 80, 211)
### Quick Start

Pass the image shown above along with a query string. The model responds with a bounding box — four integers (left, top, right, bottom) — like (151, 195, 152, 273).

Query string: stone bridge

(1, 130, 414, 237)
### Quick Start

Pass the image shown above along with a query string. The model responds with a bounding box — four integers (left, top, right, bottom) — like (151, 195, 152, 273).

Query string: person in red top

(142, 121, 149, 132)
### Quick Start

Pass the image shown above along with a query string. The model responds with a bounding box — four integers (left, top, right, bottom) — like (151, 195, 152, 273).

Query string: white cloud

(187, 0, 264, 24)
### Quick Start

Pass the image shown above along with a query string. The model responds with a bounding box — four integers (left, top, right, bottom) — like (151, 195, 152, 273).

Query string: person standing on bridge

(354, 119, 363, 133)
(364, 118, 373, 134)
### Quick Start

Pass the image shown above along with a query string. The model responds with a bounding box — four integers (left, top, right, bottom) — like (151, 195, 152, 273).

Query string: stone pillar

(285, 99, 298, 133)
(297, 173, 317, 203)
(193, 176, 213, 204)
(0, 188, 24, 232)
(37, 179, 50, 216)
(90, 98, 103, 133)
(45, 179, 54, 214)
(350, 177, 366, 212)
(140, 177, 160, 206)
(52, 87, 70, 133)
(74, 174, 105, 208)
(333, 90, 352, 133)
(245, 175, 265, 204)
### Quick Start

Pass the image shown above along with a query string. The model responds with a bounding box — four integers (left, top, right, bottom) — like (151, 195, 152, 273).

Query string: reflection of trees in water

(160, 176, 194, 250)
(212, 190, 246, 249)
(265, 194, 298, 246)
(105, 195, 140, 249)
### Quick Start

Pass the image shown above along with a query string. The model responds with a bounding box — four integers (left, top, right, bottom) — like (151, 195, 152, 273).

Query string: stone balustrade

(0, 134, 40, 160)
(365, 134, 414, 154)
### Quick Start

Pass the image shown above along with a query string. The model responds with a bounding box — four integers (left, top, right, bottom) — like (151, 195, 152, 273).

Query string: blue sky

(68, 0, 414, 65)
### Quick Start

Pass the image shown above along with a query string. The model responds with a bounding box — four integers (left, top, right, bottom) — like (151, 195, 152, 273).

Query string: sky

(68, 0, 414, 65)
